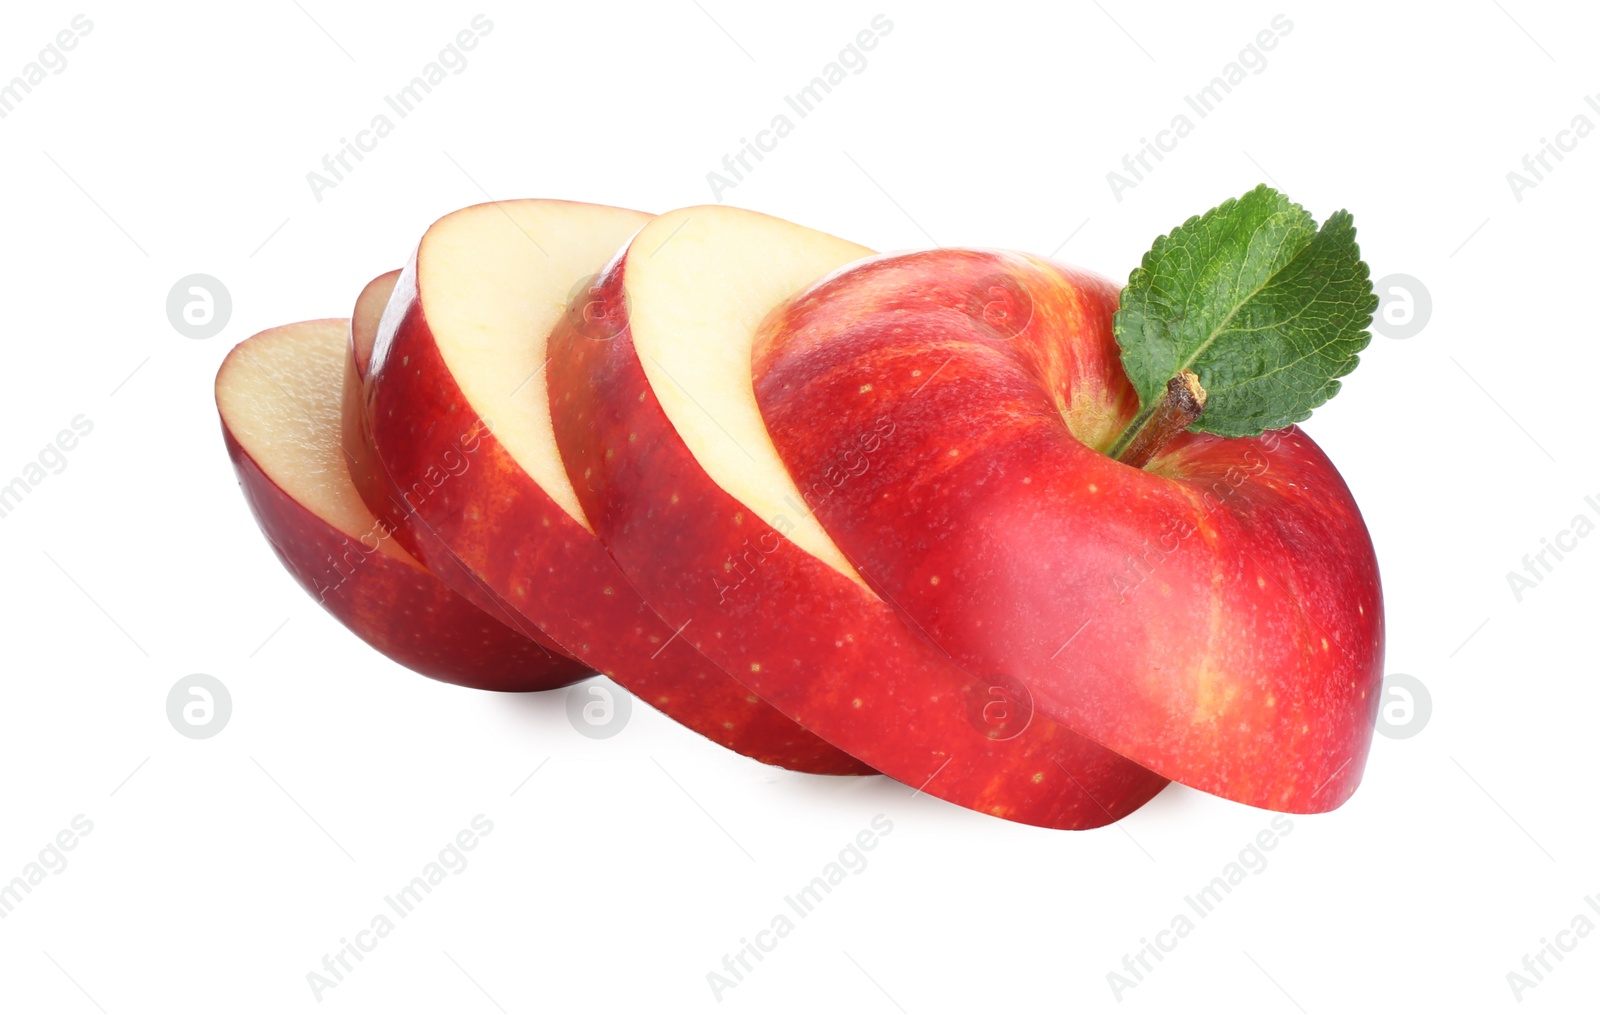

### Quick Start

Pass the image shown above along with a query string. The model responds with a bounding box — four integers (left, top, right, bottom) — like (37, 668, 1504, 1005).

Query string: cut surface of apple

(217, 318, 592, 692)
(751, 249, 1383, 811)
(548, 206, 1170, 828)
(352, 200, 870, 774)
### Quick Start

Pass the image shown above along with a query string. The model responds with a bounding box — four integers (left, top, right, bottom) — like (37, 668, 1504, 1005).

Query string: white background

(1, 1, 1596, 1010)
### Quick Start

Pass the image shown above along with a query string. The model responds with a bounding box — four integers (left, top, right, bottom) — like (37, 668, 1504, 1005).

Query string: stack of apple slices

(217, 197, 1384, 829)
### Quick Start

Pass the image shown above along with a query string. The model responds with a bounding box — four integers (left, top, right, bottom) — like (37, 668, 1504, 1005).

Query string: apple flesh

(216, 319, 592, 691)
(752, 249, 1384, 811)
(352, 200, 869, 774)
(547, 206, 1170, 828)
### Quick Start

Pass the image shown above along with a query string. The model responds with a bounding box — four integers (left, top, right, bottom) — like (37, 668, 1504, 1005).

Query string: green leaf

(1112, 184, 1377, 439)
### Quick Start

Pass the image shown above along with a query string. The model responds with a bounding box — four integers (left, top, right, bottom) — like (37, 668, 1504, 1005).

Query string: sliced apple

(341, 270, 401, 548)
(217, 319, 592, 691)
(547, 206, 1169, 828)
(351, 200, 868, 774)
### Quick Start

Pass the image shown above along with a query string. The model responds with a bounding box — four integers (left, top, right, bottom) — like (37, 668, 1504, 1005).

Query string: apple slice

(345, 268, 603, 668)
(217, 318, 593, 691)
(547, 206, 1169, 828)
(351, 200, 869, 774)
(751, 249, 1383, 811)
(351, 268, 396, 368)
(341, 270, 401, 548)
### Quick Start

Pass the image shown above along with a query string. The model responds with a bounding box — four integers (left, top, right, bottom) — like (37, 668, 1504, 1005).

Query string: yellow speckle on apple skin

(1031, 771, 1044, 784)
(859, 384, 873, 393)
(1088, 483, 1098, 493)
(750, 663, 761, 672)
(1257, 577, 1267, 589)
(1321, 638, 1330, 652)
(852, 698, 863, 709)
(930, 576, 940, 586)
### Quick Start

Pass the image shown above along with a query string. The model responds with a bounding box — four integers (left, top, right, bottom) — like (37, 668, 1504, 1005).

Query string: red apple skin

(752, 250, 1385, 812)
(352, 261, 870, 775)
(341, 269, 594, 673)
(546, 247, 1170, 828)
(221, 407, 586, 693)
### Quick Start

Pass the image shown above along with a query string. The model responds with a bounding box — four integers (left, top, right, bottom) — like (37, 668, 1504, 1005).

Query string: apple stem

(1111, 371, 1207, 468)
